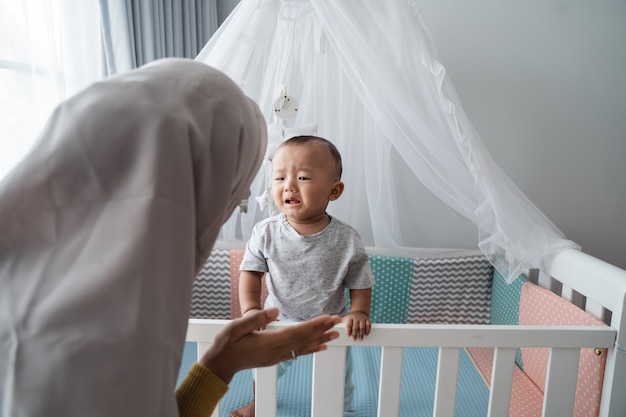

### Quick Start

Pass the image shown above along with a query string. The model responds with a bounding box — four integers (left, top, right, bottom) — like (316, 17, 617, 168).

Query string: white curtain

(0, 0, 219, 181)
(0, 0, 102, 181)
(196, 0, 579, 282)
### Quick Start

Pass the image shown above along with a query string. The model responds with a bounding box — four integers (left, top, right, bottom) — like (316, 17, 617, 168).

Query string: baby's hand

(342, 311, 371, 341)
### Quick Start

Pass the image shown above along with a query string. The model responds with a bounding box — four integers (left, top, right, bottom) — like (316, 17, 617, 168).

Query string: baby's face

(271, 143, 340, 224)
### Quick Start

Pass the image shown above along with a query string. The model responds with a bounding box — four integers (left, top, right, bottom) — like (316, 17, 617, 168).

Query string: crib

(181, 244, 626, 417)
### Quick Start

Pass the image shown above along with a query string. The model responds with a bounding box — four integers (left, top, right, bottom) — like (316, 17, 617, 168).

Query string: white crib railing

(186, 320, 616, 417)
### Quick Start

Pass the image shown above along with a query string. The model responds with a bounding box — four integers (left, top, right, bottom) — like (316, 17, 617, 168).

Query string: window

(0, 0, 101, 180)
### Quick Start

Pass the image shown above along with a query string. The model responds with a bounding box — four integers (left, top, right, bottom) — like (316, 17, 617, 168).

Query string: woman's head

(0, 58, 268, 414)
(26, 58, 266, 270)
(119, 59, 268, 268)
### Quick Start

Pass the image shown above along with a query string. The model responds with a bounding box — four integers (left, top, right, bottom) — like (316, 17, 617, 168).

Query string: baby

(233, 135, 375, 417)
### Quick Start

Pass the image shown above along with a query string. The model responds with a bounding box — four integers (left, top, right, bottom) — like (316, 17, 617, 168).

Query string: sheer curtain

(100, 0, 218, 75)
(0, 0, 219, 181)
(196, 0, 579, 282)
(0, 0, 102, 181)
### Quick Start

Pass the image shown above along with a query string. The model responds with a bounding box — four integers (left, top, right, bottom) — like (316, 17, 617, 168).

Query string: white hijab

(0, 58, 267, 417)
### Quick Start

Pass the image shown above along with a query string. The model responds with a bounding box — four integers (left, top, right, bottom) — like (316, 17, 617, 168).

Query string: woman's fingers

(264, 314, 341, 354)
(199, 311, 341, 383)
(344, 317, 354, 338)
(228, 308, 278, 337)
(285, 315, 341, 355)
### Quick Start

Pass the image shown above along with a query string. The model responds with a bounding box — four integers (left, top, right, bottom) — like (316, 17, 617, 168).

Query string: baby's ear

(328, 181, 345, 201)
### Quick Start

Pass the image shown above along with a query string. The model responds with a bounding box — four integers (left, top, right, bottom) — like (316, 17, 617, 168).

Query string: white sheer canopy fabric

(196, 0, 579, 282)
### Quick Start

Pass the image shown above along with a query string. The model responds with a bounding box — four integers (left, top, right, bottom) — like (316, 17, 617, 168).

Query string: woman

(0, 58, 340, 417)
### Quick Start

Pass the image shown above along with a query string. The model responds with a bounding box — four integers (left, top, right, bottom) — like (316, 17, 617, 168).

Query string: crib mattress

(179, 344, 489, 417)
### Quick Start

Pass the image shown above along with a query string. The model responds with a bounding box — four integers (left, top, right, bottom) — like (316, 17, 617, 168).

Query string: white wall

(216, 1, 626, 270)
(417, 0, 626, 270)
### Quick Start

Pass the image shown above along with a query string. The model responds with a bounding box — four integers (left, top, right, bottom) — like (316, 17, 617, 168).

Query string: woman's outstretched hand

(198, 308, 341, 383)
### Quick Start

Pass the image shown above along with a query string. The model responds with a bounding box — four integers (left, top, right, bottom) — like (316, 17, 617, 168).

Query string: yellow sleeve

(175, 362, 229, 417)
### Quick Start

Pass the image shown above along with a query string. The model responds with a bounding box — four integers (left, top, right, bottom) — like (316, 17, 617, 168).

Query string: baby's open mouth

(285, 198, 301, 204)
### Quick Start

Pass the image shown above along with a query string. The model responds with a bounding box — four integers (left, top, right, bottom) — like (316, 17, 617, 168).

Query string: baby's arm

(239, 270, 264, 317)
(343, 288, 372, 341)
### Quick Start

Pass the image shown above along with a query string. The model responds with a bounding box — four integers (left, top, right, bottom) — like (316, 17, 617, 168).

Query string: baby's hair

(279, 135, 343, 180)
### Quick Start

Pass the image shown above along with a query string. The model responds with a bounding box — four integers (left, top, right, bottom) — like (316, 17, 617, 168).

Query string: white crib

(185, 248, 626, 417)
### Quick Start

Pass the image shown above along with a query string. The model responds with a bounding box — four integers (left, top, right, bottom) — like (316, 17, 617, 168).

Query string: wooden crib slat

(433, 347, 460, 417)
(541, 348, 580, 417)
(311, 346, 346, 417)
(487, 347, 515, 417)
(255, 365, 278, 416)
(377, 346, 403, 417)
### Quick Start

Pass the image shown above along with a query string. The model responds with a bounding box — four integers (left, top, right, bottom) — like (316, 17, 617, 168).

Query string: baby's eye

(298, 176, 310, 181)
(274, 177, 284, 181)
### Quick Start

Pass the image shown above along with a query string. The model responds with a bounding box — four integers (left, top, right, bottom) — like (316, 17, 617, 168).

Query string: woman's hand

(199, 308, 341, 383)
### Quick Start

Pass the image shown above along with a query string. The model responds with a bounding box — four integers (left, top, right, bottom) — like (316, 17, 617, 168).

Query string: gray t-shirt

(240, 213, 375, 321)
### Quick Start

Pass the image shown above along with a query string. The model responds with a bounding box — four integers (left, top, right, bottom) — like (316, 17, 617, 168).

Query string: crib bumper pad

(188, 247, 608, 417)
(467, 271, 609, 417)
(187, 247, 494, 415)
(518, 282, 608, 417)
(191, 248, 494, 326)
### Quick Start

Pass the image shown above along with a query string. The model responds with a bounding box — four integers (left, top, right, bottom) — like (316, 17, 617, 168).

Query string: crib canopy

(195, 0, 578, 283)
